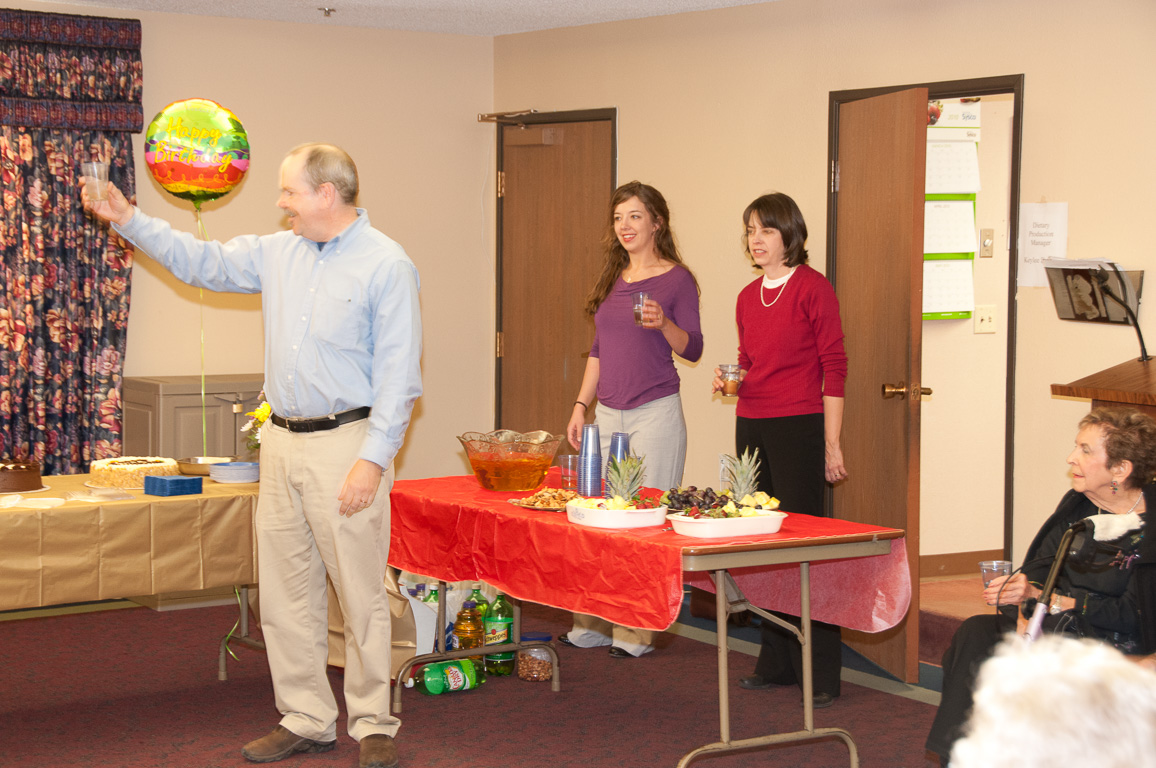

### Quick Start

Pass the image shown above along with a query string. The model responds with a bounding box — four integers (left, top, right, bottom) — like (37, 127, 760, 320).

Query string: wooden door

(497, 116, 615, 440)
(829, 87, 928, 683)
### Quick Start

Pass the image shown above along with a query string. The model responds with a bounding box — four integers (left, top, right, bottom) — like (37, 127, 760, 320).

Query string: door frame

(493, 108, 617, 428)
(826, 74, 1025, 557)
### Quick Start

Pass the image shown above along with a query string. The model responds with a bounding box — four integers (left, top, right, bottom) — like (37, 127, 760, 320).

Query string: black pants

(924, 611, 1014, 760)
(736, 413, 841, 697)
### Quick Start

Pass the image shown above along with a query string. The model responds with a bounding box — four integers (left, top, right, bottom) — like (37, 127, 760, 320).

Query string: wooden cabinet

(123, 374, 265, 459)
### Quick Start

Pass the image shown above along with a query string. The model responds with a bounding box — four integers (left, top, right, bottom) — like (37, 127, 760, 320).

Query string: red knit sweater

(734, 265, 847, 419)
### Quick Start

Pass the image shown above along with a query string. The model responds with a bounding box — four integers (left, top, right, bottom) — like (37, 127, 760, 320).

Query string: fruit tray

(666, 510, 787, 538)
(565, 502, 668, 529)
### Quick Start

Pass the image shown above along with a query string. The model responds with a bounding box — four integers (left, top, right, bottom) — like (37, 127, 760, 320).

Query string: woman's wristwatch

(1049, 593, 1065, 615)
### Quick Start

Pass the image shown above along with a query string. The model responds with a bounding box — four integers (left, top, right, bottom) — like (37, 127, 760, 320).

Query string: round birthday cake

(90, 456, 180, 488)
(0, 460, 43, 493)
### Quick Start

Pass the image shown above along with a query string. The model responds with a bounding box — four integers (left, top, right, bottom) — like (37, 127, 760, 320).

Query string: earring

(1112, 479, 1119, 494)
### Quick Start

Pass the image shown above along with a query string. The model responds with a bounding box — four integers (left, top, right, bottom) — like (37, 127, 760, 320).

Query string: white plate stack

(208, 462, 260, 483)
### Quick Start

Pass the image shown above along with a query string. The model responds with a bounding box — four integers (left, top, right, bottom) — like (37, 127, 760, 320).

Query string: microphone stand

(1095, 266, 1150, 362)
(1023, 527, 1079, 643)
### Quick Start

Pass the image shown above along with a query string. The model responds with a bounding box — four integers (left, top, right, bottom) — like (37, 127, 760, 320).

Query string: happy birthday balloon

(144, 98, 250, 208)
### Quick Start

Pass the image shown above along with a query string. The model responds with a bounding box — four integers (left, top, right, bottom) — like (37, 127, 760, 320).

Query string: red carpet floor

(0, 602, 940, 767)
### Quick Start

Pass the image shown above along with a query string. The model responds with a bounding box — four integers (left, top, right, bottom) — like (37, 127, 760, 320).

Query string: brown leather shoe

(359, 734, 400, 768)
(242, 725, 336, 763)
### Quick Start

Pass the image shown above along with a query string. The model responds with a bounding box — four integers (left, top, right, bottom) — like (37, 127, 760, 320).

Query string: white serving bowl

(565, 501, 668, 529)
(666, 510, 787, 538)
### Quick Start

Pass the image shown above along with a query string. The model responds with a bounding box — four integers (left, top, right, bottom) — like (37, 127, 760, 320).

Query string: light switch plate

(974, 304, 997, 334)
(980, 228, 994, 258)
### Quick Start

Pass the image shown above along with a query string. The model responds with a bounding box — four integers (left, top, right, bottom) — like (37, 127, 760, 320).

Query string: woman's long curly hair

(584, 181, 698, 315)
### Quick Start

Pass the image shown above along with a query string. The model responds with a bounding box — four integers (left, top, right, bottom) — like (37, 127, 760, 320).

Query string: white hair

(951, 634, 1156, 767)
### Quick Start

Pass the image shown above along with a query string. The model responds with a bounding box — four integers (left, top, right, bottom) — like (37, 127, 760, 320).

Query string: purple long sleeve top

(590, 265, 703, 410)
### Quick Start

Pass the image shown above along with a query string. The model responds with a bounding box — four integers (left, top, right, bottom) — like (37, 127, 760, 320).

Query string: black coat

(1021, 484, 1154, 653)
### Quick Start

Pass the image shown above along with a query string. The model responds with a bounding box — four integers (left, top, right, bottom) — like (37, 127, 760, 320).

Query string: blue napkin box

(144, 474, 203, 496)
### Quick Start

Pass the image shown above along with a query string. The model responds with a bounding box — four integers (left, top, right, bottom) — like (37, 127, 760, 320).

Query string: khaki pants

(567, 614, 655, 656)
(565, 392, 688, 656)
(257, 418, 399, 742)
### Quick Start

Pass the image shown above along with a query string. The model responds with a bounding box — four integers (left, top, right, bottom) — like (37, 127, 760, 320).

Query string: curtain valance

(0, 8, 142, 132)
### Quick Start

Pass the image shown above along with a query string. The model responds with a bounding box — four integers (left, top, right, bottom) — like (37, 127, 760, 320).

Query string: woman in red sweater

(712, 192, 848, 707)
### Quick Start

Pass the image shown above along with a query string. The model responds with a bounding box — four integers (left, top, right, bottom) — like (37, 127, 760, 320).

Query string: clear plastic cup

(979, 560, 1013, 587)
(631, 291, 650, 326)
(555, 455, 578, 489)
(81, 161, 109, 201)
(719, 364, 741, 396)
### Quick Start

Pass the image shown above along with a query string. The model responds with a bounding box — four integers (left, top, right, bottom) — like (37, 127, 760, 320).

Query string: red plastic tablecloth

(389, 474, 909, 632)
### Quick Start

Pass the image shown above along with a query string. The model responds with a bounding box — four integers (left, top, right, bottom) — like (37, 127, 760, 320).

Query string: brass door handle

(882, 382, 906, 399)
(881, 382, 932, 399)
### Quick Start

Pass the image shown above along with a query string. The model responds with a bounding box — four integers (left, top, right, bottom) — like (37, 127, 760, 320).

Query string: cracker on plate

(512, 488, 578, 508)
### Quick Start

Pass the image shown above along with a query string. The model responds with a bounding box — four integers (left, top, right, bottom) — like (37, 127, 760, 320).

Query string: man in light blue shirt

(85, 144, 420, 768)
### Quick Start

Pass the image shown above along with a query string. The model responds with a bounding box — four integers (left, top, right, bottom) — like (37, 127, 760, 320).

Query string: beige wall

(17, 0, 497, 480)
(493, 0, 1156, 560)
(16, 0, 1156, 561)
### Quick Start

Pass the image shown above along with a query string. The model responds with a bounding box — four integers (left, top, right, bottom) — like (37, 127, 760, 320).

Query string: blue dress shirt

(116, 209, 423, 469)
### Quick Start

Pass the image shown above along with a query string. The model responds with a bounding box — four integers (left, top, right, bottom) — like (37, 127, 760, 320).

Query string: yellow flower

(241, 394, 270, 450)
(245, 401, 271, 424)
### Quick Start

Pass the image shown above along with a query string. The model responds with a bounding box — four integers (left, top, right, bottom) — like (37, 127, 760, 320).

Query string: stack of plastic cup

(605, 432, 630, 497)
(577, 423, 602, 497)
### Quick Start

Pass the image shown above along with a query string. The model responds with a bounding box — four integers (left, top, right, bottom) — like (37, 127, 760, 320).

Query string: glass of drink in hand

(719, 364, 741, 396)
(631, 291, 650, 326)
(81, 161, 109, 201)
(979, 560, 1012, 587)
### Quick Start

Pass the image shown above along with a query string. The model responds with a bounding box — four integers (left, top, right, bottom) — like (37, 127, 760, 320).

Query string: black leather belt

(270, 406, 371, 433)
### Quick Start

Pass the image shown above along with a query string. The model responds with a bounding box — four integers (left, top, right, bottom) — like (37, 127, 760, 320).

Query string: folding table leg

(218, 585, 266, 681)
(675, 566, 859, 767)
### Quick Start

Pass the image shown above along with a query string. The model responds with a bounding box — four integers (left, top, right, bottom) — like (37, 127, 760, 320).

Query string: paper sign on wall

(1017, 203, 1068, 288)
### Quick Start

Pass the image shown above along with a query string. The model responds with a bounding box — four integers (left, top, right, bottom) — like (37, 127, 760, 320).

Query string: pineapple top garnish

(723, 447, 761, 502)
(570, 453, 661, 510)
(606, 453, 646, 504)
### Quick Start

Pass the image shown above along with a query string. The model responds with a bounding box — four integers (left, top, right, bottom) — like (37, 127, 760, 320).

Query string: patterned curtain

(0, 9, 142, 475)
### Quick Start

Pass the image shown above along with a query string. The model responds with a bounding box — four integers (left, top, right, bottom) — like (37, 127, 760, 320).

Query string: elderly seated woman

(926, 406, 1156, 764)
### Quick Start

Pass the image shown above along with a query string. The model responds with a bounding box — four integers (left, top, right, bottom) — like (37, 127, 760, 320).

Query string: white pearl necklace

(760, 268, 795, 308)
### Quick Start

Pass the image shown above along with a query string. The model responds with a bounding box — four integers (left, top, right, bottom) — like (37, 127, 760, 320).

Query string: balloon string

(196, 206, 209, 457)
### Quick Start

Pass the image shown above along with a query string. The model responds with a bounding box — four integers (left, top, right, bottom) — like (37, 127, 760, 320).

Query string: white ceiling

(56, 0, 776, 36)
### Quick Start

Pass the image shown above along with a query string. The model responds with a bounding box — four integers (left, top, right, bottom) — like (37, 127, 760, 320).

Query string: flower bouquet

(240, 393, 271, 454)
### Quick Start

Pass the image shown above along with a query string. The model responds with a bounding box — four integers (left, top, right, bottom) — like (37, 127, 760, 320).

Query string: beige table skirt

(1, 473, 259, 612)
(2, 472, 415, 674)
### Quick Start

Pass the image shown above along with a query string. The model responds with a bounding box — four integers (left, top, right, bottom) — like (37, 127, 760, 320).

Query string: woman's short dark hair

(742, 192, 809, 268)
(1080, 406, 1156, 488)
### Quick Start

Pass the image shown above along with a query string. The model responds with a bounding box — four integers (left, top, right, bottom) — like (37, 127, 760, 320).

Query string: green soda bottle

(484, 592, 515, 676)
(414, 659, 485, 695)
(468, 583, 491, 620)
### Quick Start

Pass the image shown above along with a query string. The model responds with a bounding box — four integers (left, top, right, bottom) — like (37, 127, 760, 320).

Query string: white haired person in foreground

(951, 635, 1156, 768)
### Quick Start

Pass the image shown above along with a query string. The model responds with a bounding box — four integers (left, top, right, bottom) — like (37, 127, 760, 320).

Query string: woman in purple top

(561, 181, 703, 658)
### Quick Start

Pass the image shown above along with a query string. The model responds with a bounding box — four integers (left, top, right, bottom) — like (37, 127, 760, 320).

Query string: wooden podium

(1052, 358, 1156, 418)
